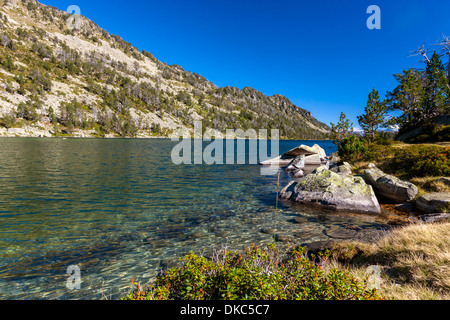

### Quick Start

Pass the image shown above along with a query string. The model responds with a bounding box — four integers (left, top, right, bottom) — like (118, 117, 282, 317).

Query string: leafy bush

(337, 135, 369, 161)
(361, 143, 394, 162)
(123, 244, 381, 300)
(390, 145, 450, 177)
(338, 132, 397, 162)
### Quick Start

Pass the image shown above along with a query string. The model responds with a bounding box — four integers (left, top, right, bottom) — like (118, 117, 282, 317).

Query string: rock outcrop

(415, 192, 450, 213)
(280, 170, 381, 214)
(304, 154, 322, 165)
(284, 144, 327, 159)
(330, 162, 352, 175)
(364, 164, 418, 203)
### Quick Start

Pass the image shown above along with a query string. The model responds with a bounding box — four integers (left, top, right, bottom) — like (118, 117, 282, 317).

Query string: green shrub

(338, 132, 397, 162)
(338, 135, 369, 161)
(390, 145, 450, 177)
(123, 244, 381, 300)
(361, 143, 393, 162)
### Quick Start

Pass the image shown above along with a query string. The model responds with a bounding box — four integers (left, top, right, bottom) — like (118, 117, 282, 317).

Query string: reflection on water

(0, 138, 391, 300)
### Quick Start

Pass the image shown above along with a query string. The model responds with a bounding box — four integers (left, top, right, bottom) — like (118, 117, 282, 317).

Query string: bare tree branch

(437, 34, 450, 53)
(437, 34, 450, 85)
(409, 43, 431, 65)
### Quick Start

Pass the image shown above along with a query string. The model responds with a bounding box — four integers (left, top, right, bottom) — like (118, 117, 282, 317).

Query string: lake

(0, 138, 392, 300)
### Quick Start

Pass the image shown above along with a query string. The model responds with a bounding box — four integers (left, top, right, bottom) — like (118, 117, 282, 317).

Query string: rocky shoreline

(261, 143, 450, 224)
(0, 122, 166, 139)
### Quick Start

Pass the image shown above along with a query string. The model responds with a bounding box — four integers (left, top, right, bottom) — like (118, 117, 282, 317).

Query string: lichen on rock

(280, 169, 381, 214)
(364, 164, 418, 203)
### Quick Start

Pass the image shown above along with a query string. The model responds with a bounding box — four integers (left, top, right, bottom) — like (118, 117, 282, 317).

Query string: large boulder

(415, 193, 450, 213)
(304, 154, 322, 165)
(364, 164, 418, 203)
(280, 170, 381, 214)
(260, 144, 326, 167)
(284, 144, 326, 159)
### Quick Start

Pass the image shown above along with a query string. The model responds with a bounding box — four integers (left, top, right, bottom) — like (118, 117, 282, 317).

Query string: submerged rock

(415, 192, 450, 213)
(260, 227, 277, 235)
(280, 170, 381, 214)
(364, 164, 418, 203)
(274, 234, 295, 243)
(323, 225, 361, 239)
(288, 216, 308, 224)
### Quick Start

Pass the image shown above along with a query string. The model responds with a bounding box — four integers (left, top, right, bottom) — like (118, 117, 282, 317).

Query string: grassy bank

(342, 141, 450, 195)
(333, 139, 450, 299)
(328, 221, 450, 300)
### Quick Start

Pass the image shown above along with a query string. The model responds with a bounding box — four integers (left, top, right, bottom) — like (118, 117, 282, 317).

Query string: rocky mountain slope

(0, 0, 330, 139)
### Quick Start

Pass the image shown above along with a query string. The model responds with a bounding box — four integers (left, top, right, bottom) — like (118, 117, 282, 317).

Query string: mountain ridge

(0, 0, 330, 139)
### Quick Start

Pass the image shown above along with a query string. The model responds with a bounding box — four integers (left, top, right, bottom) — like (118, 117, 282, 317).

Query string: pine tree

(357, 88, 387, 141)
(386, 69, 425, 129)
(330, 112, 353, 145)
(422, 51, 449, 122)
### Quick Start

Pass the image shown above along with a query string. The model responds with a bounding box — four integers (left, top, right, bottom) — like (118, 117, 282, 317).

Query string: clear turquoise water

(0, 138, 391, 300)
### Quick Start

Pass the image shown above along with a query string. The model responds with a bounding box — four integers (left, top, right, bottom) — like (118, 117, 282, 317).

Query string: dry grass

(350, 162, 449, 195)
(327, 222, 450, 300)
(409, 177, 450, 194)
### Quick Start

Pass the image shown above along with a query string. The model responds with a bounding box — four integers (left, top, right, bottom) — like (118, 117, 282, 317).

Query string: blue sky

(41, 0, 450, 129)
